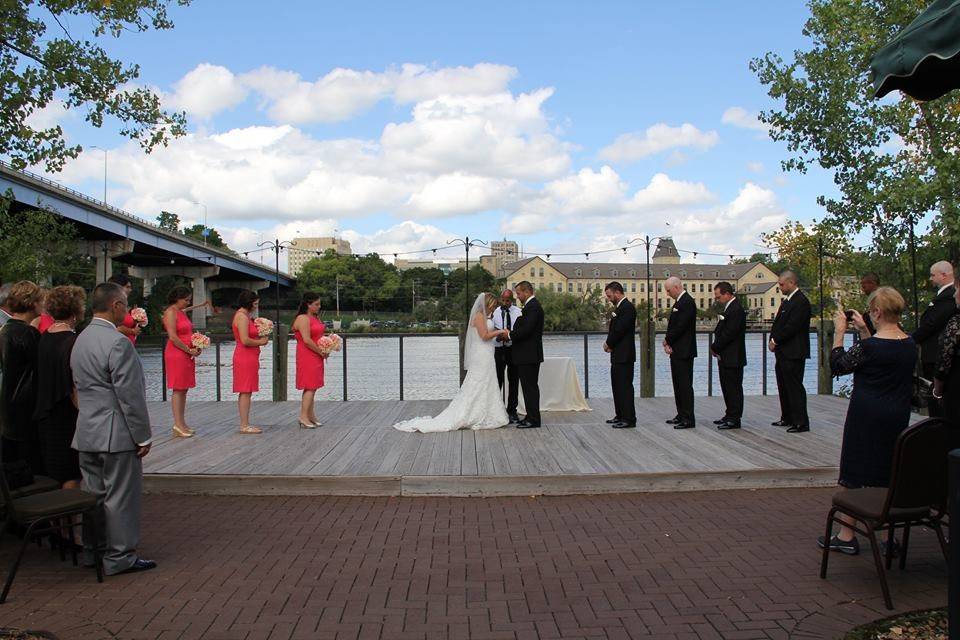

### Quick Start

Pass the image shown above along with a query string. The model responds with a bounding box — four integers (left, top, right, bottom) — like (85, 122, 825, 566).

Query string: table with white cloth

(514, 356, 591, 413)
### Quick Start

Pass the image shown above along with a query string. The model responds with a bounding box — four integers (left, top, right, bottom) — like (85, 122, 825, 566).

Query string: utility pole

(448, 236, 488, 319)
(258, 238, 292, 325)
(335, 274, 341, 318)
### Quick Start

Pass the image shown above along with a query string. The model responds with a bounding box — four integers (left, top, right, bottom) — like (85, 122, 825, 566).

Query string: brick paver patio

(0, 488, 947, 639)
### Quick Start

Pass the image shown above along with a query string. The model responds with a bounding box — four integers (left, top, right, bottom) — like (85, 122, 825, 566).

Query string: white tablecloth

(516, 356, 591, 412)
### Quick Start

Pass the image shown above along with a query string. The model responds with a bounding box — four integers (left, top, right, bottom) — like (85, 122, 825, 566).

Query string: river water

(138, 333, 853, 402)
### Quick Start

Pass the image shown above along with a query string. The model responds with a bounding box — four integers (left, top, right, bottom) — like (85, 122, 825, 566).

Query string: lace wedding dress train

(393, 297, 508, 433)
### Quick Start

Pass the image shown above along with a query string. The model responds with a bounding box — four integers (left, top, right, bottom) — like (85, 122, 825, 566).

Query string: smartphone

(844, 310, 855, 321)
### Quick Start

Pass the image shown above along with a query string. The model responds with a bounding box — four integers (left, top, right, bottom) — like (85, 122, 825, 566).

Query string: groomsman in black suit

(769, 270, 812, 433)
(507, 281, 544, 428)
(603, 282, 637, 428)
(663, 276, 697, 429)
(912, 261, 956, 418)
(710, 282, 746, 429)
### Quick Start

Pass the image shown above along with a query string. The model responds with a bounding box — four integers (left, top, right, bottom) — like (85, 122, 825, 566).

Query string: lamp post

(192, 201, 209, 245)
(447, 236, 488, 319)
(257, 238, 293, 325)
(90, 146, 107, 205)
(628, 234, 670, 398)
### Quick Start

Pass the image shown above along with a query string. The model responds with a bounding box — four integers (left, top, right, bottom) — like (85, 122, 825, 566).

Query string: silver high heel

(298, 420, 317, 429)
(311, 420, 323, 427)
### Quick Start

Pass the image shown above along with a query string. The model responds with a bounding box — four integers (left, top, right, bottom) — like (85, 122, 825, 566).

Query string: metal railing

(151, 327, 837, 402)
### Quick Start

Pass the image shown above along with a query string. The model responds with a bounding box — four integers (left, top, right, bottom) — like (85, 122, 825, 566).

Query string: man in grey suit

(71, 282, 156, 575)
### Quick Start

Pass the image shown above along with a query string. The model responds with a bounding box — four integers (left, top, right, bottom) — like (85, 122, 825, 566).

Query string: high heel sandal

(172, 425, 194, 438)
(239, 425, 262, 434)
(310, 419, 323, 427)
(298, 420, 317, 429)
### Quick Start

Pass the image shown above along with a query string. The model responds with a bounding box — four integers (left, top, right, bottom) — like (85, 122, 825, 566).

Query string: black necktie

(503, 308, 511, 330)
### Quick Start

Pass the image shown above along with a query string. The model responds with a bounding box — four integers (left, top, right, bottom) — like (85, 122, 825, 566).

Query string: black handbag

(2, 460, 34, 491)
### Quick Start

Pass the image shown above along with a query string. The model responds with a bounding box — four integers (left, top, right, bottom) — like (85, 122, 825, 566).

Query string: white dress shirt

(492, 305, 522, 347)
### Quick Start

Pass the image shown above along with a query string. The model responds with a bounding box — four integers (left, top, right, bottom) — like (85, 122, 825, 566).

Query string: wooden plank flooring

(142, 395, 917, 496)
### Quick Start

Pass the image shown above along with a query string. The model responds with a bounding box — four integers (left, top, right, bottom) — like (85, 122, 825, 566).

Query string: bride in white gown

(394, 293, 510, 433)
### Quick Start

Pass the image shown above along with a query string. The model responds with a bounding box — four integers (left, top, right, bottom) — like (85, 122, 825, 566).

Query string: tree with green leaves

(183, 223, 235, 253)
(535, 287, 606, 331)
(1, 0, 189, 173)
(156, 210, 180, 232)
(751, 0, 960, 261)
(0, 191, 90, 285)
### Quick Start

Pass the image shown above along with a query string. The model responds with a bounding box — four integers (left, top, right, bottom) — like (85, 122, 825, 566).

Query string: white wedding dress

(394, 296, 509, 433)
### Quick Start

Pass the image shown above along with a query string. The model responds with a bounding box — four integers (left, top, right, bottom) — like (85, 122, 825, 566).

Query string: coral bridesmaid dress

(295, 316, 325, 391)
(37, 313, 54, 333)
(232, 317, 261, 393)
(164, 310, 196, 390)
(121, 312, 138, 344)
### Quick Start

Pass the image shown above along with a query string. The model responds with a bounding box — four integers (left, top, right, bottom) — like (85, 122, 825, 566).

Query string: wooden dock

(142, 395, 892, 496)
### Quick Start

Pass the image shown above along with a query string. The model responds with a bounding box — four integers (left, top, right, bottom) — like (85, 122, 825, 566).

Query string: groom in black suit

(507, 281, 544, 428)
(603, 281, 637, 428)
(710, 282, 746, 429)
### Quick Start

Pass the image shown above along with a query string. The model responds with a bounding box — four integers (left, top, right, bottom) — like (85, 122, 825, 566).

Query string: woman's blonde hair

(483, 292, 498, 312)
(868, 286, 905, 323)
(6, 281, 43, 313)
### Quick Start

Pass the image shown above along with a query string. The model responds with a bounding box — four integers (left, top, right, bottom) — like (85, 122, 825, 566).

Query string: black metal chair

(819, 417, 950, 610)
(0, 462, 103, 603)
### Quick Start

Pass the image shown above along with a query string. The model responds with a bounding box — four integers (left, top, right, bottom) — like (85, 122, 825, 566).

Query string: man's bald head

(664, 276, 683, 299)
(930, 261, 955, 288)
(778, 270, 799, 295)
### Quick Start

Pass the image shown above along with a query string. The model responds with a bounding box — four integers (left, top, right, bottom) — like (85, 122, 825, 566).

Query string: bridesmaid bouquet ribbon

(253, 317, 274, 336)
(317, 333, 342, 358)
(190, 332, 211, 351)
(130, 307, 148, 327)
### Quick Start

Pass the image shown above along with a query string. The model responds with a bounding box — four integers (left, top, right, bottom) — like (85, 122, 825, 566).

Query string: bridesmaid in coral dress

(162, 285, 213, 438)
(232, 290, 269, 434)
(109, 275, 141, 344)
(292, 291, 325, 428)
(30, 289, 54, 333)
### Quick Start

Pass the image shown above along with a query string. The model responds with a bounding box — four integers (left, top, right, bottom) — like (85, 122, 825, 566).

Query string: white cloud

(25, 99, 72, 130)
(626, 173, 715, 211)
(404, 173, 518, 218)
(746, 161, 764, 173)
(721, 106, 771, 134)
(598, 123, 719, 163)
(165, 64, 248, 119)
(240, 62, 519, 125)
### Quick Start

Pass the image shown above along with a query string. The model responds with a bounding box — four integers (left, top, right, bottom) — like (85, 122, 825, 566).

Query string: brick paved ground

(0, 488, 947, 639)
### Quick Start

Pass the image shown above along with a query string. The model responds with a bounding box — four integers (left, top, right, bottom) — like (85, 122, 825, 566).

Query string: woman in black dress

(818, 287, 916, 555)
(933, 275, 960, 439)
(0, 281, 44, 471)
(33, 285, 86, 488)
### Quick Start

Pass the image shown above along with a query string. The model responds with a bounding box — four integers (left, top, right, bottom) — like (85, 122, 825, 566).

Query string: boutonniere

(718, 314, 725, 321)
(611, 311, 617, 317)
(672, 307, 679, 312)
(929, 301, 935, 307)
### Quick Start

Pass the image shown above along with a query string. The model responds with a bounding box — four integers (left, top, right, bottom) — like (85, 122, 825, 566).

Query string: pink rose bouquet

(317, 333, 342, 358)
(190, 332, 211, 351)
(253, 317, 274, 336)
(130, 307, 148, 327)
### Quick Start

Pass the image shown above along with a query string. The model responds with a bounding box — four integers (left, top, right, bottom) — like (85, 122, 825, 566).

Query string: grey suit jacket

(71, 318, 152, 453)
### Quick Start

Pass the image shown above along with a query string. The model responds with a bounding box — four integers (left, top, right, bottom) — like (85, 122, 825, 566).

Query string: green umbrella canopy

(871, 0, 960, 100)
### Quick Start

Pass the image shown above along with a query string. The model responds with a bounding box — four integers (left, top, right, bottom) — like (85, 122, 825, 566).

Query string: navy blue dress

(831, 336, 917, 488)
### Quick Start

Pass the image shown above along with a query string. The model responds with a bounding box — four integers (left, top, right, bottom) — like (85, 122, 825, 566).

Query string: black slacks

(922, 362, 943, 418)
(517, 362, 541, 425)
(775, 356, 809, 426)
(718, 365, 744, 419)
(494, 346, 519, 415)
(611, 362, 636, 422)
(670, 356, 695, 422)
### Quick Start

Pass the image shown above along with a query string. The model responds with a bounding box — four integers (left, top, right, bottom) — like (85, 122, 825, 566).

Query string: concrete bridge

(0, 161, 294, 327)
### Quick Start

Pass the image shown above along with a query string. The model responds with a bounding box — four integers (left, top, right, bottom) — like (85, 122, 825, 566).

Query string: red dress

(37, 314, 54, 333)
(121, 312, 138, 344)
(295, 315, 325, 391)
(232, 316, 261, 393)
(164, 310, 196, 390)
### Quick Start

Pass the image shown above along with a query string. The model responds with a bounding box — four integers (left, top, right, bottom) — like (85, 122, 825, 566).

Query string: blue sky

(38, 0, 838, 268)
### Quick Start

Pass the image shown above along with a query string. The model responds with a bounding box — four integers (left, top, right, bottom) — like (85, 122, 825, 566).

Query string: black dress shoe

(665, 417, 682, 425)
(508, 413, 521, 424)
(717, 420, 741, 430)
(771, 420, 790, 427)
(612, 421, 636, 429)
(713, 417, 730, 425)
(673, 421, 695, 429)
(606, 417, 622, 424)
(517, 420, 541, 429)
(786, 424, 809, 433)
(117, 558, 157, 574)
